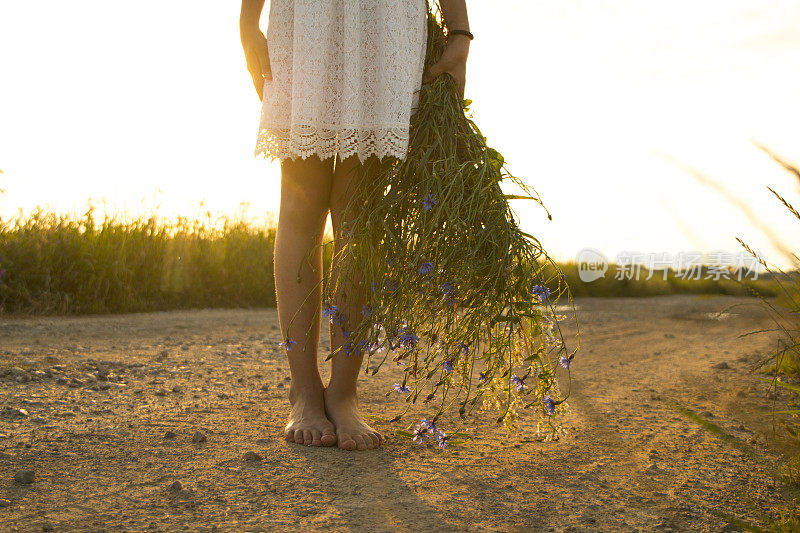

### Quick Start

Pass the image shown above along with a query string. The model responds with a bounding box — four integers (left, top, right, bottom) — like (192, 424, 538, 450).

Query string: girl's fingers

(251, 71, 263, 101)
(255, 47, 266, 80)
(423, 63, 466, 97)
(422, 61, 443, 84)
(243, 32, 270, 100)
(248, 46, 270, 101)
(423, 61, 465, 97)
(255, 53, 264, 81)
(257, 55, 271, 101)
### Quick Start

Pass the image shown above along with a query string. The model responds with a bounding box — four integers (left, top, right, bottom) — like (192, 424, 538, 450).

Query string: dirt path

(0, 295, 793, 532)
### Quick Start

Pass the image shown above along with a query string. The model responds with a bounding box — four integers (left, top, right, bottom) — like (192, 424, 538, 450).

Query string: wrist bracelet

(447, 29, 474, 40)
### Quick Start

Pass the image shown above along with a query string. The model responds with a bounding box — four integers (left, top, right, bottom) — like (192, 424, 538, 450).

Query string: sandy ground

(0, 295, 795, 532)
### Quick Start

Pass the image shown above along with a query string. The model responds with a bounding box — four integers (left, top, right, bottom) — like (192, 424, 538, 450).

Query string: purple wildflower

(459, 342, 469, 356)
(440, 281, 456, 305)
(543, 395, 556, 415)
(398, 327, 420, 350)
(387, 336, 400, 351)
(410, 419, 448, 447)
(559, 356, 572, 370)
(412, 419, 435, 443)
(532, 284, 551, 301)
(322, 304, 339, 322)
(443, 360, 454, 374)
(418, 262, 434, 276)
(361, 304, 372, 317)
(393, 383, 411, 393)
(420, 419, 436, 432)
(422, 193, 437, 211)
(342, 341, 354, 357)
(511, 374, 525, 392)
(278, 337, 296, 351)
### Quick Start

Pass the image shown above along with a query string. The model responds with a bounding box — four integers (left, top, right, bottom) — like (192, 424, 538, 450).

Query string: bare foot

(284, 387, 337, 447)
(323, 388, 384, 451)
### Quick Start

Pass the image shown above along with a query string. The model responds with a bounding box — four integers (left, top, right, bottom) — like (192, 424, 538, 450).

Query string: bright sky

(1, 1, 799, 268)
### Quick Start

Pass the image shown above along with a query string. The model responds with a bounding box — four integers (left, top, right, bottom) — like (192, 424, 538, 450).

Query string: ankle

(289, 380, 324, 404)
(324, 383, 358, 403)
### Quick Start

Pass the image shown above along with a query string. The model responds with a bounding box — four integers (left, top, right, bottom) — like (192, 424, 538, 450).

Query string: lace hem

(254, 124, 411, 164)
(254, 124, 408, 163)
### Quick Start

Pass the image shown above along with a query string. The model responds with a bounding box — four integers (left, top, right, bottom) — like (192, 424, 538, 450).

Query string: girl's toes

(338, 432, 357, 450)
(321, 431, 337, 447)
(294, 431, 305, 444)
(310, 429, 322, 447)
(303, 429, 313, 445)
(369, 433, 381, 447)
(285, 429, 295, 442)
(354, 435, 369, 451)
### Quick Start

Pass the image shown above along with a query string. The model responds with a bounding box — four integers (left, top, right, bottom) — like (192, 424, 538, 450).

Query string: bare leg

(324, 155, 384, 451)
(275, 155, 337, 447)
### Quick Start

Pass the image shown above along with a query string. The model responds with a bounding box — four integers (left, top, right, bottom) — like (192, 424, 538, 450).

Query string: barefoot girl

(240, 0, 471, 450)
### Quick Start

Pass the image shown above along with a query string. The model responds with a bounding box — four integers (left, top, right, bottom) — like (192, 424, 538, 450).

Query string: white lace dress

(254, 0, 429, 164)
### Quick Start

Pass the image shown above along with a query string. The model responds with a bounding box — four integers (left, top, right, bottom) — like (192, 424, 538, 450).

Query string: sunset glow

(1, 0, 799, 266)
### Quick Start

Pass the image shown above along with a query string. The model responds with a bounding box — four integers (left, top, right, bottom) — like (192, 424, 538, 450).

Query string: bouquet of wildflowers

(318, 2, 576, 444)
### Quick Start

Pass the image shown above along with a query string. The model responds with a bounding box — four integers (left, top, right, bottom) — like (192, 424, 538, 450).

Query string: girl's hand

(240, 25, 271, 101)
(422, 35, 469, 97)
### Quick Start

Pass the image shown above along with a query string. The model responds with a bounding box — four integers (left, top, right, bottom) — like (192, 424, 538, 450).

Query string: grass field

(0, 205, 784, 316)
